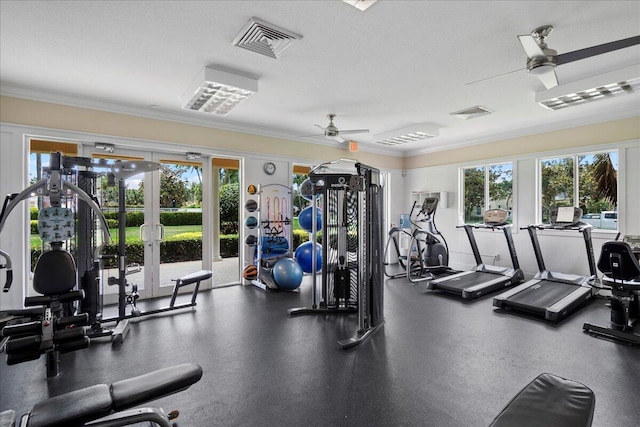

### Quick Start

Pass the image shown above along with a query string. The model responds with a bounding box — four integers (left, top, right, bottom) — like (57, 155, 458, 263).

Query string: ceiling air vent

(232, 17, 303, 59)
(450, 105, 493, 120)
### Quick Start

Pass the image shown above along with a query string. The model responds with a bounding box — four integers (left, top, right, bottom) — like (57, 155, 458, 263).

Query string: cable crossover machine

(289, 159, 384, 348)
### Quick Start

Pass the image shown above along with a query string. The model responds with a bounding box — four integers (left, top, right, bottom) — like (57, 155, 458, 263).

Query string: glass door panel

(86, 150, 154, 305)
(153, 155, 205, 295)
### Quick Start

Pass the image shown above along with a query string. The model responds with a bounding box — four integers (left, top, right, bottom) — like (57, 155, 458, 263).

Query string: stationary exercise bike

(384, 197, 455, 283)
(583, 235, 640, 344)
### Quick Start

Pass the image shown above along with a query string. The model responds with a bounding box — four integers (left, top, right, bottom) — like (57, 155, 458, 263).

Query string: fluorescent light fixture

(183, 66, 258, 115)
(343, 0, 378, 11)
(95, 142, 115, 153)
(536, 65, 640, 110)
(374, 123, 439, 147)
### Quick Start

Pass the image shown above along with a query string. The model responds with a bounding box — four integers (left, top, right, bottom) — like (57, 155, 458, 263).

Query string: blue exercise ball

(273, 258, 303, 291)
(298, 206, 322, 233)
(294, 241, 323, 273)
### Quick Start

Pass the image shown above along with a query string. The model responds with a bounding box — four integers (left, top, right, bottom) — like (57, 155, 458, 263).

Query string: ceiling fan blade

(518, 34, 546, 58)
(314, 124, 325, 131)
(536, 68, 559, 89)
(557, 35, 640, 65)
(465, 67, 524, 85)
(339, 129, 369, 135)
(328, 135, 346, 143)
(297, 133, 325, 138)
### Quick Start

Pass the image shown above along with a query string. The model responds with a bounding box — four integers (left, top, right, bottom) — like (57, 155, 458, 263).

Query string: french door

(85, 147, 207, 305)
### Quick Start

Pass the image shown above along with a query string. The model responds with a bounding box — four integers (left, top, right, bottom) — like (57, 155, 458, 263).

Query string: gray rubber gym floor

(1, 274, 638, 426)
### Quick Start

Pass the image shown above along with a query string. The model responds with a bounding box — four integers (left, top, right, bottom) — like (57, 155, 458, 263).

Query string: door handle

(155, 224, 165, 242)
(140, 224, 149, 242)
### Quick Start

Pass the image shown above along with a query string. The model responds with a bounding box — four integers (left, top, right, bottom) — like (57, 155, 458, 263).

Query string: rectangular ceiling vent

(232, 17, 303, 59)
(537, 78, 640, 110)
(450, 105, 493, 120)
(343, 0, 379, 11)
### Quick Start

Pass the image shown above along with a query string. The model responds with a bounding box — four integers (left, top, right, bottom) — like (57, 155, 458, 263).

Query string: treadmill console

(483, 209, 509, 226)
(420, 197, 439, 216)
(549, 206, 583, 227)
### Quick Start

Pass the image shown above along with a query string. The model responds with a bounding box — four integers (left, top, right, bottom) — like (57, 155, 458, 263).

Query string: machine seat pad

(175, 270, 212, 287)
(489, 373, 595, 427)
(33, 250, 76, 295)
(0, 410, 16, 427)
(111, 363, 203, 411)
(28, 384, 112, 427)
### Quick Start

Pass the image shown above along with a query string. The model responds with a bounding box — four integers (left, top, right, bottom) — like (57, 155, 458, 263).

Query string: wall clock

(263, 162, 276, 175)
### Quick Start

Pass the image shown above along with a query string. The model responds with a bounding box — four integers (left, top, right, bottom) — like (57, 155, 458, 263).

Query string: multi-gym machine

(384, 196, 456, 283)
(2, 153, 210, 346)
(288, 159, 384, 348)
(0, 152, 112, 376)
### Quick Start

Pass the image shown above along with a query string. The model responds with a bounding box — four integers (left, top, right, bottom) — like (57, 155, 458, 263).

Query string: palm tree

(592, 153, 617, 205)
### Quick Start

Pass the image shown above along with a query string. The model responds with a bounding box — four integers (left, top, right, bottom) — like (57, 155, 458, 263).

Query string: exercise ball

(294, 241, 323, 273)
(300, 179, 315, 201)
(272, 258, 303, 290)
(242, 264, 258, 280)
(298, 206, 322, 233)
(245, 216, 258, 229)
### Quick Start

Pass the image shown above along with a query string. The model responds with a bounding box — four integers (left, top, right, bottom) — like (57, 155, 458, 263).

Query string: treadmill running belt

(507, 280, 578, 310)
(437, 271, 503, 291)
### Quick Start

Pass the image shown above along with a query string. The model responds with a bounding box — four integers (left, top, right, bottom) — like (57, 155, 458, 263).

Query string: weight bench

(0, 363, 202, 427)
(489, 373, 595, 427)
(168, 270, 212, 309)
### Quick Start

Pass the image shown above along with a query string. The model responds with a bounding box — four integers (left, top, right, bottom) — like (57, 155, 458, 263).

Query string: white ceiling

(1, 1, 639, 156)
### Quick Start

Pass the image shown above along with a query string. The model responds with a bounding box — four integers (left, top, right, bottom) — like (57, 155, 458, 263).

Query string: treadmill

(427, 209, 524, 299)
(493, 207, 598, 322)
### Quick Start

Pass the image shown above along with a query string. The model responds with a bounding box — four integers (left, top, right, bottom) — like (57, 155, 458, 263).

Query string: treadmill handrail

(520, 223, 597, 278)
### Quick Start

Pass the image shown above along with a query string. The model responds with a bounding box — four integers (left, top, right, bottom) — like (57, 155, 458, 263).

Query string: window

(461, 162, 513, 224)
(539, 150, 618, 229)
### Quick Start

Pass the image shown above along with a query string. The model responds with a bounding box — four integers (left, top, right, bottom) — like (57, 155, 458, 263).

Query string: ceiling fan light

(528, 62, 555, 76)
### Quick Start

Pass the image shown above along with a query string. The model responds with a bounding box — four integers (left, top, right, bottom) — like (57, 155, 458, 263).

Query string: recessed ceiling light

(538, 79, 640, 110)
(536, 65, 640, 111)
(374, 123, 439, 146)
(182, 66, 258, 116)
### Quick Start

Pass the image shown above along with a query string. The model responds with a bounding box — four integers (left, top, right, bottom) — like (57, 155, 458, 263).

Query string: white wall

(401, 140, 640, 280)
(0, 130, 28, 310)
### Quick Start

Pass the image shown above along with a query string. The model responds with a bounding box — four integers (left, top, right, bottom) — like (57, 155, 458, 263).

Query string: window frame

(459, 161, 515, 227)
(536, 149, 619, 232)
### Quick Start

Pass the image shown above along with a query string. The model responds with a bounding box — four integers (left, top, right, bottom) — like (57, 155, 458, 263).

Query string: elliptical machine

(384, 196, 455, 283)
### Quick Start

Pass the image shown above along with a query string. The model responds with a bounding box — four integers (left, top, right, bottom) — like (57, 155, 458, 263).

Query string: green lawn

(30, 219, 304, 247)
(31, 225, 204, 247)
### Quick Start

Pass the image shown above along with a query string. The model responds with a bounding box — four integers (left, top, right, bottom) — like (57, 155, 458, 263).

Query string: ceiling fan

(305, 114, 369, 143)
(468, 26, 640, 89)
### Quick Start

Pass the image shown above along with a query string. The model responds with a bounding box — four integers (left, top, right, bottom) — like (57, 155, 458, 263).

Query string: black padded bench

(489, 373, 595, 427)
(0, 363, 202, 427)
